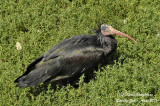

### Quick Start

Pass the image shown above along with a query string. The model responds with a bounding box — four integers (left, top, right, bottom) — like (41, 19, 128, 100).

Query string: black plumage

(14, 24, 137, 87)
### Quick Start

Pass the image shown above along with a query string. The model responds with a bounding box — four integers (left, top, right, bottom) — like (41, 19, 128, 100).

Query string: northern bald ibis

(14, 24, 137, 87)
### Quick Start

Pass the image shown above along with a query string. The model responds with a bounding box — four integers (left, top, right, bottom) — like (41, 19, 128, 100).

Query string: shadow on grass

(28, 51, 122, 97)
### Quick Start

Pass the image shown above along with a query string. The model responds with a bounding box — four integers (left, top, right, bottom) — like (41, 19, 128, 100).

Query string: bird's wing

(42, 34, 93, 61)
(15, 35, 104, 87)
(53, 44, 105, 79)
(15, 35, 88, 82)
(42, 35, 105, 81)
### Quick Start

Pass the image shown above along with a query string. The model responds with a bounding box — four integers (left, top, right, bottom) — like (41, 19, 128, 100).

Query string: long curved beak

(114, 29, 138, 44)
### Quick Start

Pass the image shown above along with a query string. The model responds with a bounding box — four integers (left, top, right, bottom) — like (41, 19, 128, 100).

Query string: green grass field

(0, 0, 160, 105)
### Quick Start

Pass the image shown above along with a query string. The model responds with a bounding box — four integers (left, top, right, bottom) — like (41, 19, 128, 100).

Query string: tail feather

(22, 66, 48, 84)
(16, 66, 50, 87)
(28, 74, 50, 87)
(15, 61, 61, 87)
(14, 55, 43, 83)
(16, 74, 50, 87)
(16, 80, 27, 87)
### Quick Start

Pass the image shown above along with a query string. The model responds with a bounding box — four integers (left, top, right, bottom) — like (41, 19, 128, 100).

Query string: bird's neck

(97, 34, 117, 55)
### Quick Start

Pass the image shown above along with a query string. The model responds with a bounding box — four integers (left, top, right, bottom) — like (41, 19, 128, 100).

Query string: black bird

(14, 24, 137, 87)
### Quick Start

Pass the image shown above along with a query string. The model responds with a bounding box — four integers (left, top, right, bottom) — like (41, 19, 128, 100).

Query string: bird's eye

(101, 25, 109, 31)
(105, 25, 109, 28)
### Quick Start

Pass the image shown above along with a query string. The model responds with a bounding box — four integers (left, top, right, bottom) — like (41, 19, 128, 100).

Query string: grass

(0, 0, 160, 105)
